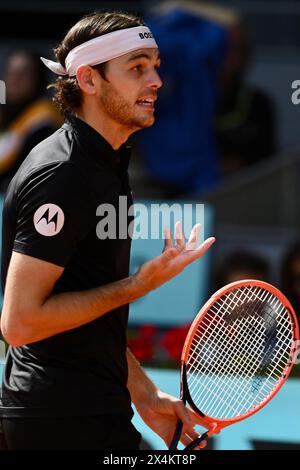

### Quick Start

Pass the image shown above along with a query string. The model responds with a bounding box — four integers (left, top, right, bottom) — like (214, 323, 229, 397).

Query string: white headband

(41, 26, 158, 77)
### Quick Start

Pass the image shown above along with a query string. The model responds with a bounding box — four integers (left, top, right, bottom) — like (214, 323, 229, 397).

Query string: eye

(132, 64, 143, 72)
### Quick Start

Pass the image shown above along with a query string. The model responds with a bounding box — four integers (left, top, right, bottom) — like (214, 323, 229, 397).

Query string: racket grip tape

(184, 432, 209, 451)
(169, 420, 183, 450)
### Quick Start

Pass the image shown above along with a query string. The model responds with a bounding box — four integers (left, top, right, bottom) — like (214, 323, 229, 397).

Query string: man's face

(96, 48, 162, 130)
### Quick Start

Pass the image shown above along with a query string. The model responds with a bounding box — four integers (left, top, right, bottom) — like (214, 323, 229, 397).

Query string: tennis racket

(169, 279, 299, 450)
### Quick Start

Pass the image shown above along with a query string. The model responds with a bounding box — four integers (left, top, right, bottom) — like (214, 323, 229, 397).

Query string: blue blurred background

(1, 0, 300, 450)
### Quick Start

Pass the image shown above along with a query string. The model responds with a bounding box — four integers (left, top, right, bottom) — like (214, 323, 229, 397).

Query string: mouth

(136, 97, 156, 111)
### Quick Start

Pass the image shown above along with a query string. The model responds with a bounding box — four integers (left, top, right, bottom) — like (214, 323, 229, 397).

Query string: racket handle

(169, 420, 183, 450)
(184, 432, 209, 451)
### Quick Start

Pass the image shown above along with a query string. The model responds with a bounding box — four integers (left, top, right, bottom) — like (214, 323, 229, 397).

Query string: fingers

(174, 221, 185, 251)
(175, 403, 208, 450)
(196, 236, 216, 256)
(196, 439, 207, 450)
(186, 224, 201, 251)
(136, 246, 179, 286)
(161, 224, 215, 279)
(163, 227, 173, 251)
(173, 401, 191, 426)
(138, 223, 215, 286)
(168, 236, 215, 274)
(182, 236, 216, 265)
(180, 432, 207, 450)
(175, 223, 215, 257)
(164, 222, 185, 252)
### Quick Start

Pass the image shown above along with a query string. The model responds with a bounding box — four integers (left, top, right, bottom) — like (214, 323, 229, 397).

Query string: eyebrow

(126, 51, 161, 63)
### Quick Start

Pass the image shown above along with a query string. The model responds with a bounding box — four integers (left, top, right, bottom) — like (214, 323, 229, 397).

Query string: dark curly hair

(50, 11, 145, 116)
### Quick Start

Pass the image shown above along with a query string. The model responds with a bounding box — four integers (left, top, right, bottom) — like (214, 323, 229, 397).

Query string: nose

(147, 69, 163, 90)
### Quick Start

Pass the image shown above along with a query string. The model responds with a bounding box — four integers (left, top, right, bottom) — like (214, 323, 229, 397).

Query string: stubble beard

(99, 82, 155, 130)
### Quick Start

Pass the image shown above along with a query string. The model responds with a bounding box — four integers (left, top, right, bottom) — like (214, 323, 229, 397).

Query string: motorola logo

(33, 203, 64, 236)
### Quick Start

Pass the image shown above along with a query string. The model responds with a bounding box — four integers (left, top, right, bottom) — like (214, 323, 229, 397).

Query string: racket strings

(186, 286, 294, 420)
(191, 292, 292, 416)
(191, 300, 291, 387)
(188, 316, 284, 417)
(189, 290, 287, 387)
(191, 294, 292, 418)
(190, 310, 291, 420)
(190, 289, 290, 384)
(189, 316, 277, 418)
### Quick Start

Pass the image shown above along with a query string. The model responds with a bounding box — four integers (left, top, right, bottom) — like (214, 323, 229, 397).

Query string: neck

(75, 104, 136, 150)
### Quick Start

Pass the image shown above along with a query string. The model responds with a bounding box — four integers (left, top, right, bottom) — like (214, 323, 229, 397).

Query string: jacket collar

(62, 114, 132, 173)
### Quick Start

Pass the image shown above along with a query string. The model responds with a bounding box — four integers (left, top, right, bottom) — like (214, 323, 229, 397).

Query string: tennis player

(0, 11, 214, 450)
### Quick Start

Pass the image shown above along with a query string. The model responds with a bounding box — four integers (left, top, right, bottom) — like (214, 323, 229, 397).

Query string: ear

(76, 65, 98, 96)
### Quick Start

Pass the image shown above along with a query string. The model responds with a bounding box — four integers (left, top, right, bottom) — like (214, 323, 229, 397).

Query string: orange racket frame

(170, 279, 299, 449)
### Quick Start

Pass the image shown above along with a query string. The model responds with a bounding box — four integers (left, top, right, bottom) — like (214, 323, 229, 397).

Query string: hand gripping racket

(169, 280, 299, 450)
